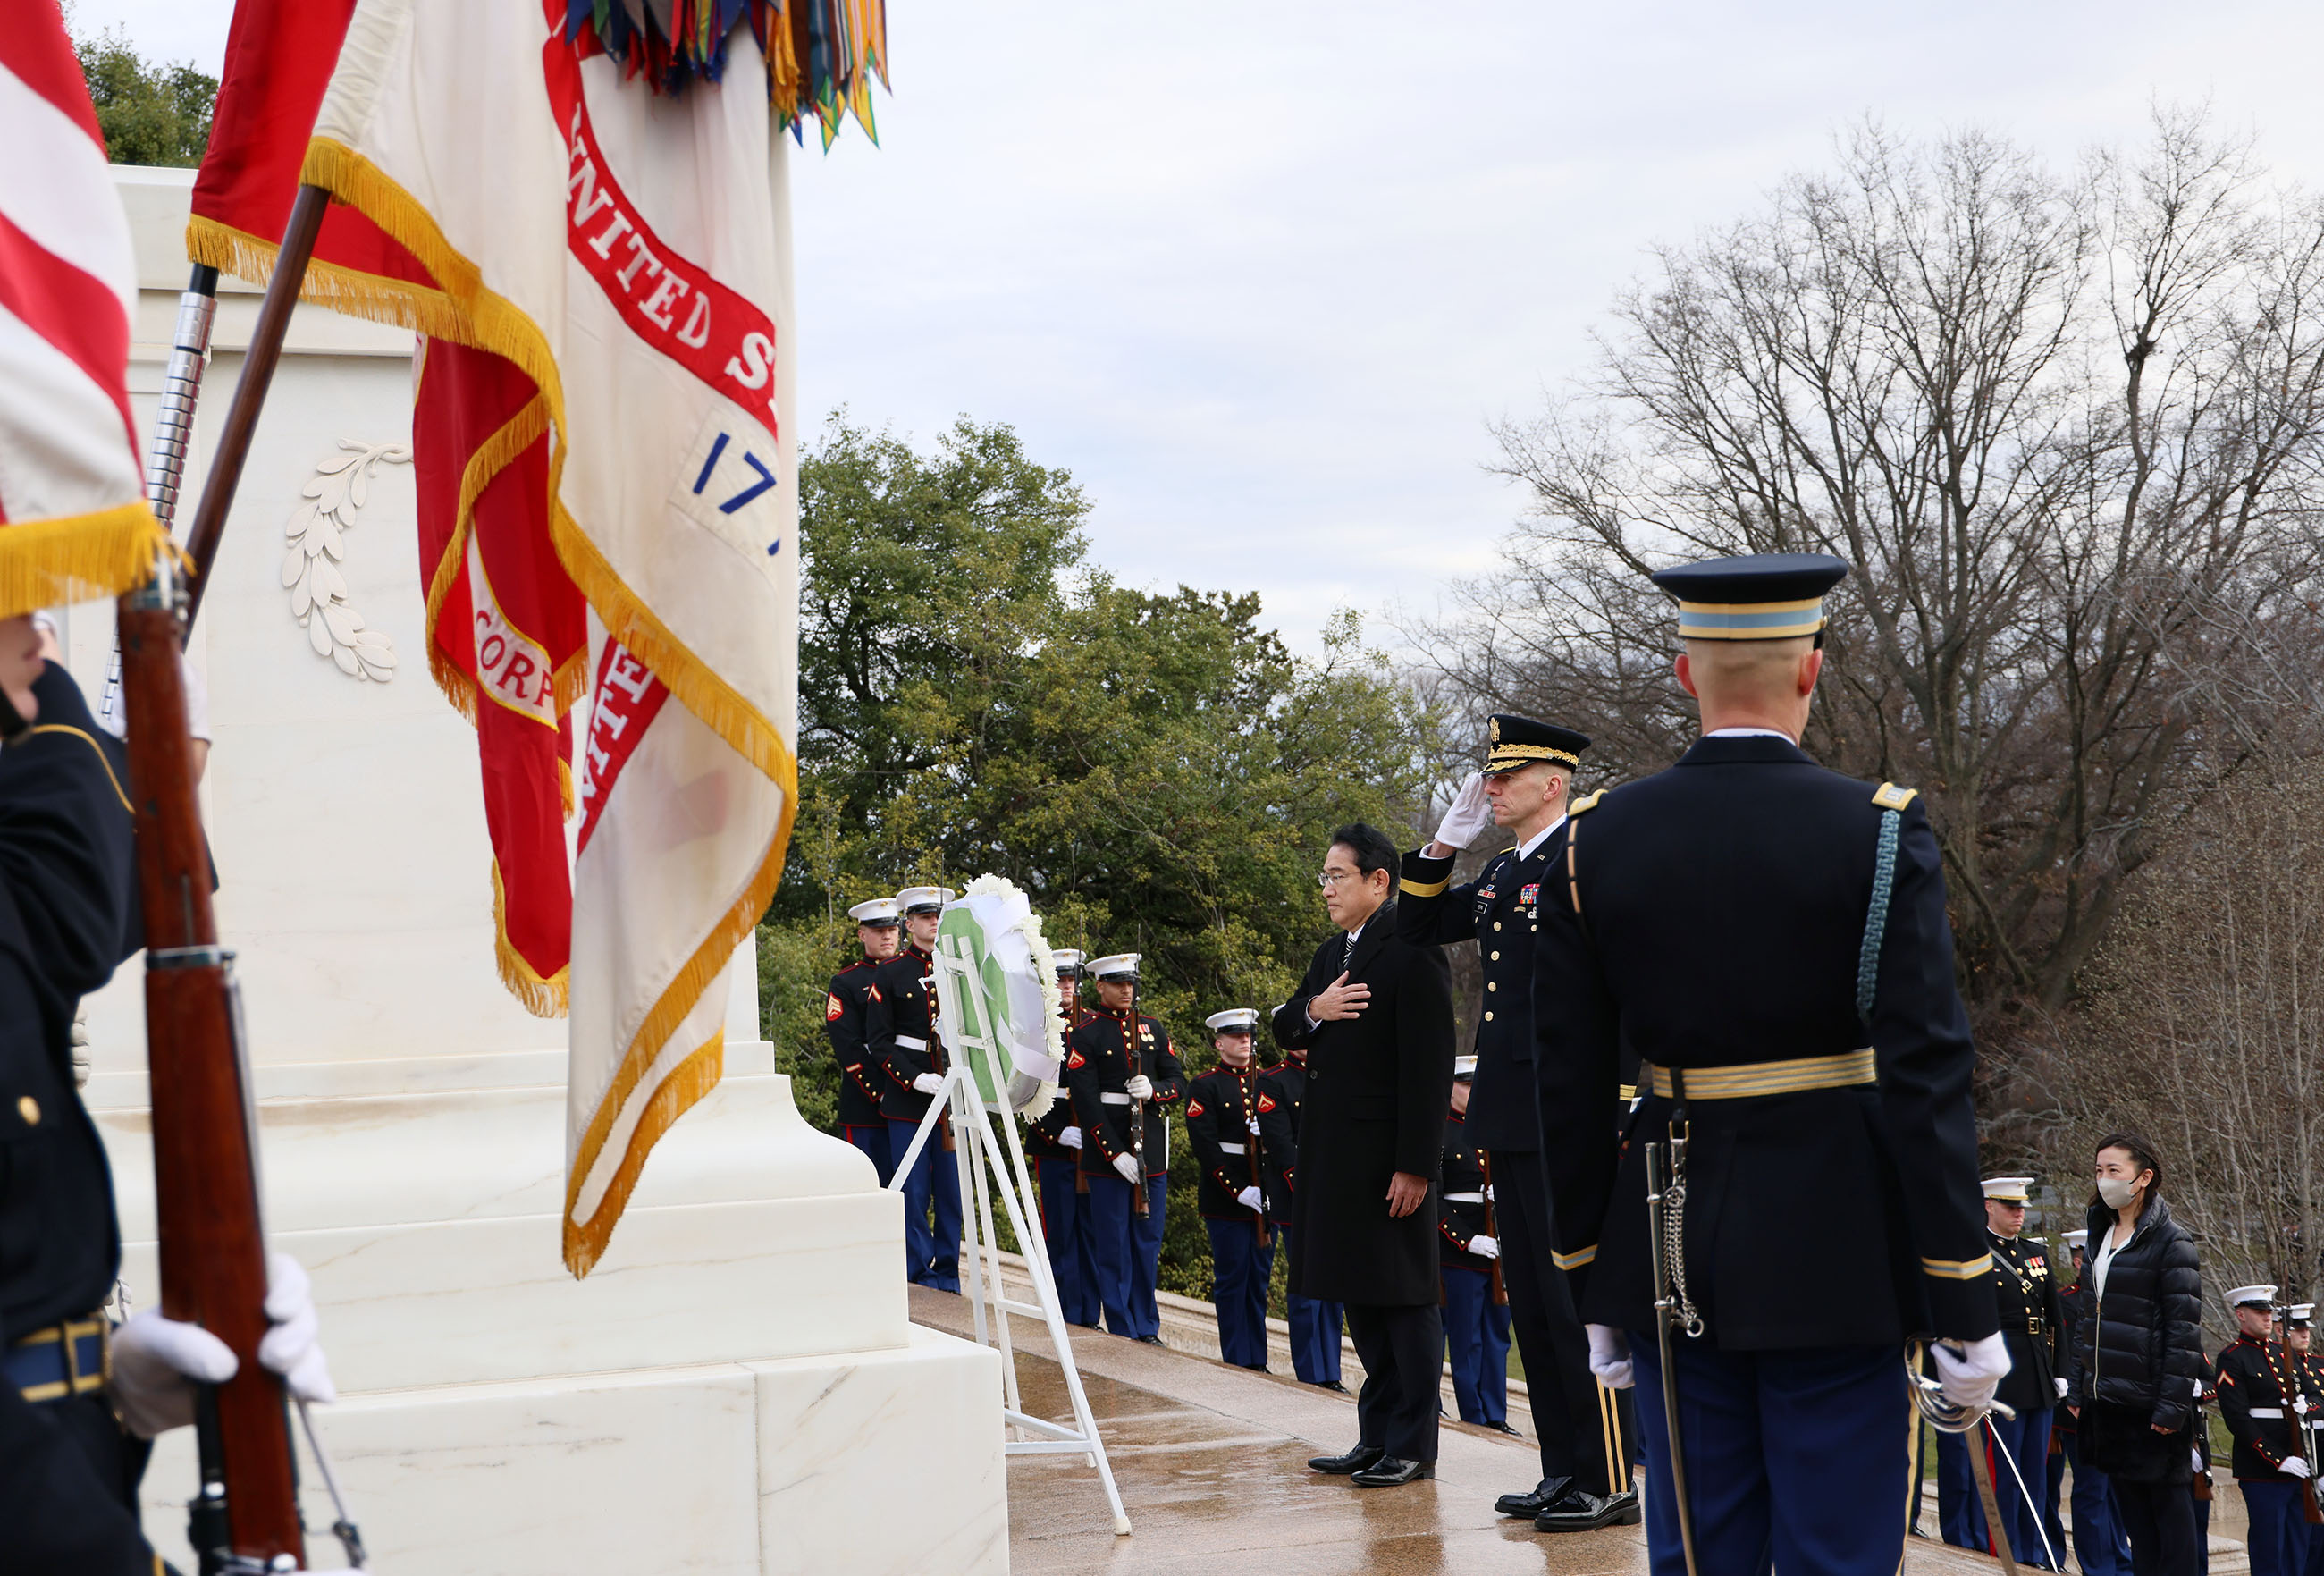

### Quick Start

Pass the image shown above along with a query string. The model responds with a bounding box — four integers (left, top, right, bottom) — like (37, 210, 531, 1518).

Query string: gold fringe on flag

(0, 501, 177, 623)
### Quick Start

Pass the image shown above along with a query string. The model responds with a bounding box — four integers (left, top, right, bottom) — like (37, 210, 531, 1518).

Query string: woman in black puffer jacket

(2065, 1131, 2205, 1575)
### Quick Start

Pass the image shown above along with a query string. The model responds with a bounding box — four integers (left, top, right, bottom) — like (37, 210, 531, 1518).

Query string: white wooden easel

(888, 935, 1132, 1535)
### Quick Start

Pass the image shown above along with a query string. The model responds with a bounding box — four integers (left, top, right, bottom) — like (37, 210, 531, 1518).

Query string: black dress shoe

(1314, 1379, 1350, 1394)
(1495, 1477, 1571, 1519)
(1135, 1334, 1166, 1347)
(1536, 1487, 1644, 1532)
(1308, 1445, 1385, 1475)
(1489, 1421, 1522, 1437)
(1351, 1456, 1436, 1488)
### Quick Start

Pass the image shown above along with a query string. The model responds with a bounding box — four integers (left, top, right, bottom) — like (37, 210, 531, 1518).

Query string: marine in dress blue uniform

(1259, 1043, 1344, 1387)
(2044, 1230, 2132, 1576)
(1183, 1008, 1293, 1370)
(1937, 1178, 2065, 1566)
(1439, 1055, 1515, 1430)
(2292, 1305, 2324, 1576)
(2216, 1285, 2313, 1576)
(825, 898, 903, 1185)
(1062, 955, 1183, 1342)
(1023, 951, 1101, 1327)
(1399, 711, 1638, 1528)
(867, 886, 962, 1292)
(1534, 553, 2002, 1576)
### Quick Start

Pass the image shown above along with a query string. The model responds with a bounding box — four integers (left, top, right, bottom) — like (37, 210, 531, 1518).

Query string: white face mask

(2096, 1175, 2142, 1211)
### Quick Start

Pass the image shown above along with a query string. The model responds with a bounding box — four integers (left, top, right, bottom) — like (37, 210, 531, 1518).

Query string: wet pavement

(906, 1283, 2186, 1574)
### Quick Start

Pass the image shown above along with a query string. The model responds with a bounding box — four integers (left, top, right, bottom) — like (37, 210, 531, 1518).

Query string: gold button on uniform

(1493, 922, 1502, 931)
(1486, 982, 1497, 991)
(1484, 1011, 1495, 1022)
(16, 1095, 38, 1126)
(1490, 950, 1500, 961)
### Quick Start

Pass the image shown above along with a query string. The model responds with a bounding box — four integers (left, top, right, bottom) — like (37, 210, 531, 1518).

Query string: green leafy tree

(765, 412, 1438, 1300)
(73, 22, 215, 167)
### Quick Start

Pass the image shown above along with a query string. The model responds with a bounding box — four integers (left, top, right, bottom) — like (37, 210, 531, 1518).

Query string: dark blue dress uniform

(1438, 1104, 1512, 1428)
(1025, 987, 1100, 1328)
(824, 954, 895, 1185)
(1400, 737, 1636, 1509)
(867, 931, 961, 1293)
(0, 662, 159, 1575)
(1939, 1218, 2064, 1563)
(1259, 1049, 1343, 1386)
(1184, 1054, 1293, 1370)
(2214, 1317, 2315, 1576)
(1533, 554, 2000, 1575)
(1062, 991, 1183, 1341)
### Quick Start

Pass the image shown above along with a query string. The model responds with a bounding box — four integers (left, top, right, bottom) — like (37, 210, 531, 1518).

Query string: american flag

(0, 7, 165, 617)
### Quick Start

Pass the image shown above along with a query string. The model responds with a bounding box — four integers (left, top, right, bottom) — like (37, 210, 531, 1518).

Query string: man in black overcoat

(1272, 822, 1456, 1488)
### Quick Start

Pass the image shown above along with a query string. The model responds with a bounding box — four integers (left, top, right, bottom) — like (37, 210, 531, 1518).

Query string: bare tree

(1408, 111, 2324, 1023)
(2050, 763, 2324, 1320)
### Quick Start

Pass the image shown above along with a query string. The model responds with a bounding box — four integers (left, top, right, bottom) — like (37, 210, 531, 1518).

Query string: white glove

(1468, 1235, 1499, 1260)
(1124, 1075, 1154, 1101)
(1246, 1116, 1262, 1136)
(1482, 1183, 1495, 1202)
(1058, 1125, 1083, 1150)
(1932, 1332, 2012, 1414)
(1587, 1324, 1634, 1390)
(2285, 1455, 2313, 1479)
(112, 1253, 333, 1439)
(1113, 1151, 1144, 1184)
(111, 1309, 238, 1438)
(257, 1252, 334, 1405)
(2054, 1376, 2069, 1400)
(2295, 1394, 2313, 1416)
(1237, 1186, 1266, 1212)
(912, 1072, 946, 1095)
(1433, 771, 1495, 851)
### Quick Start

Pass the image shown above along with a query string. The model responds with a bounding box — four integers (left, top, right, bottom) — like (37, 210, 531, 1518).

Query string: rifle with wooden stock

(1478, 1150, 1508, 1308)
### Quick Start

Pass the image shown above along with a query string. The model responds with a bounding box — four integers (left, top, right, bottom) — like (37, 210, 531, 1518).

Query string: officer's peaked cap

(1452, 1054, 1478, 1081)
(1205, 1008, 1259, 1033)
(2227, 1284, 2280, 1309)
(2293, 1303, 2315, 1326)
(1050, 948, 1087, 973)
(2061, 1229, 2088, 1250)
(1650, 552, 1848, 641)
(1089, 953, 1140, 982)
(1485, 714, 1590, 776)
(895, 885, 956, 914)
(1981, 1176, 2033, 1202)
(847, 898, 902, 925)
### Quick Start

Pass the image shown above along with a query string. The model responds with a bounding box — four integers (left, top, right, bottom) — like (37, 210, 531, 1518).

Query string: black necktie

(1343, 931, 1356, 972)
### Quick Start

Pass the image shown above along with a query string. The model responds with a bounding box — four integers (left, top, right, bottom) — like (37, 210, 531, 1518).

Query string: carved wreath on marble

(284, 440, 408, 681)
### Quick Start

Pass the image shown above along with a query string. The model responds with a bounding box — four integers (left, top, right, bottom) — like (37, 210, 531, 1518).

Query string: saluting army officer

(1023, 951, 1101, 1327)
(1063, 955, 1183, 1343)
(867, 885, 961, 1293)
(2216, 1285, 2313, 1576)
(825, 898, 903, 1185)
(1400, 712, 1637, 1530)
(1534, 553, 2006, 1575)
(1184, 1008, 1294, 1370)
(1938, 1177, 2066, 1565)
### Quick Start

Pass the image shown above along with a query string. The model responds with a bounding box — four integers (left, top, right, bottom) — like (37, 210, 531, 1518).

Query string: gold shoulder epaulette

(1570, 788, 1607, 816)
(1872, 781, 1917, 812)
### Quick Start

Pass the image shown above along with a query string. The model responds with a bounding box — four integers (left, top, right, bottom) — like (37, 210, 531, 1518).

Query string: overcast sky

(70, 0, 2324, 652)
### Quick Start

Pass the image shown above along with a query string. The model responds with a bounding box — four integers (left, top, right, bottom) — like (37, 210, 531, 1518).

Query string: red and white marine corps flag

(0, 13, 170, 615)
(288, 0, 881, 1274)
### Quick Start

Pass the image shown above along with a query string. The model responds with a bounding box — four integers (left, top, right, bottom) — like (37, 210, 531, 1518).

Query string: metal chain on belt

(1663, 1134, 1705, 1339)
